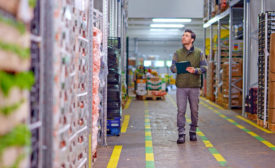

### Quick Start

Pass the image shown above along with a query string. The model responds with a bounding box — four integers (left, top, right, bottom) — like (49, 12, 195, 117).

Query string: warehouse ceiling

(127, 0, 204, 61)
(127, 0, 204, 40)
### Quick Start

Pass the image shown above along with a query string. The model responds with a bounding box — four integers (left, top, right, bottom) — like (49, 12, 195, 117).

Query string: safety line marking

(168, 95, 228, 167)
(200, 96, 225, 110)
(236, 115, 273, 134)
(144, 101, 155, 168)
(107, 145, 123, 168)
(121, 115, 130, 133)
(124, 97, 132, 110)
(200, 98, 275, 151)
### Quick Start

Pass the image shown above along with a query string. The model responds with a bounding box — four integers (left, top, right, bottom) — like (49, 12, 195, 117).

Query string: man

(170, 29, 207, 144)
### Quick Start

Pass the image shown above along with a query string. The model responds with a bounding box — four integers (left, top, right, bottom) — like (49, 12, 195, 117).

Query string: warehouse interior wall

(128, 0, 203, 18)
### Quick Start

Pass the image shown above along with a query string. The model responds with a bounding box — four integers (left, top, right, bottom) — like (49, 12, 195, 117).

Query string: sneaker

(189, 132, 197, 141)
(177, 134, 185, 144)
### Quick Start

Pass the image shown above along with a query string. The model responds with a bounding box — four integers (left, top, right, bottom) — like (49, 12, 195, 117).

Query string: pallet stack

(221, 61, 243, 108)
(0, 1, 35, 167)
(257, 12, 275, 128)
(206, 61, 216, 101)
(268, 33, 275, 131)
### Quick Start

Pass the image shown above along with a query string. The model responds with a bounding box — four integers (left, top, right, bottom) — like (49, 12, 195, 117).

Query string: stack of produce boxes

(206, 61, 216, 101)
(0, 1, 35, 167)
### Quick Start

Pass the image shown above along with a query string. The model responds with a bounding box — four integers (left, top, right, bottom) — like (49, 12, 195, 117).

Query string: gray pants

(176, 88, 200, 135)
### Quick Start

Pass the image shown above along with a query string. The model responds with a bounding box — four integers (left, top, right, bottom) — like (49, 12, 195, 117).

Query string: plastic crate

(107, 117, 121, 136)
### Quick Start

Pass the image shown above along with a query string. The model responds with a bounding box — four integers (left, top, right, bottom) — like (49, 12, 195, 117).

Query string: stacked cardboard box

(136, 79, 147, 96)
(206, 61, 216, 101)
(268, 34, 275, 131)
(221, 62, 243, 108)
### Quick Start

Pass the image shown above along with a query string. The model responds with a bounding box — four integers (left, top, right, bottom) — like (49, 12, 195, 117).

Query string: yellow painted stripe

(247, 131, 258, 137)
(197, 131, 205, 137)
(208, 107, 214, 110)
(220, 114, 227, 118)
(145, 125, 151, 129)
(145, 141, 153, 147)
(200, 97, 225, 110)
(145, 118, 150, 123)
(213, 110, 219, 114)
(213, 154, 226, 162)
(236, 125, 245, 129)
(236, 115, 273, 134)
(121, 115, 130, 133)
(107, 145, 123, 168)
(145, 132, 152, 136)
(89, 134, 92, 168)
(262, 141, 275, 148)
(124, 98, 132, 110)
(146, 153, 155, 161)
(203, 140, 214, 148)
(227, 119, 235, 123)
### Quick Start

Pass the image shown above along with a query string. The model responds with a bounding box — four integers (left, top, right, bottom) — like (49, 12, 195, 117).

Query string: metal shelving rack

(93, 0, 109, 147)
(40, 0, 96, 167)
(257, 11, 275, 127)
(203, 0, 244, 110)
(29, 0, 43, 167)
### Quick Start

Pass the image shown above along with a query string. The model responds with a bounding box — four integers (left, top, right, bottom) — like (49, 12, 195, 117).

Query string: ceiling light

(144, 60, 152, 67)
(153, 18, 192, 23)
(150, 29, 179, 32)
(150, 24, 184, 28)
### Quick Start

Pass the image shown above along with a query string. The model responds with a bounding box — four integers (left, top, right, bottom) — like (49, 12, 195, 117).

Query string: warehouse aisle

(95, 92, 275, 168)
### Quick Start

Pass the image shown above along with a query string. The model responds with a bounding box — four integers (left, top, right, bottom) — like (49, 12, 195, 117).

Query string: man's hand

(186, 67, 195, 73)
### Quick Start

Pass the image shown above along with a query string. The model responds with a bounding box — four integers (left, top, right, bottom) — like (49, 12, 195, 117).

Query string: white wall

(128, 0, 203, 18)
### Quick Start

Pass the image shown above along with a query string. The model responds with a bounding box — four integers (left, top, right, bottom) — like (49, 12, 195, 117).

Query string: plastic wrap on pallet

(91, 27, 103, 155)
(0, 1, 35, 167)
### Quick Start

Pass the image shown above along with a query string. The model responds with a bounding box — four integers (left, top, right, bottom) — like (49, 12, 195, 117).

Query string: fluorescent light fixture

(150, 24, 184, 28)
(144, 60, 152, 67)
(150, 29, 179, 32)
(166, 61, 172, 67)
(155, 60, 165, 67)
(153, 18, 192, 23)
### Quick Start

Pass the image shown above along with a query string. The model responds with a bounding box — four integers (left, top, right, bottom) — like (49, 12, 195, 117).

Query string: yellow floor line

(167, 95, 228, 167)
(200, 96, 225, 110)
(121, 115, 130, 133)
(107, 145, 123, 168)
(236, 115, 273, 134)
(124, 97, 132, 110)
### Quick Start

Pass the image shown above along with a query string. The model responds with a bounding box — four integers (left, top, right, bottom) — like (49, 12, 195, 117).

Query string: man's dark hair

(184, 29, 196, 42)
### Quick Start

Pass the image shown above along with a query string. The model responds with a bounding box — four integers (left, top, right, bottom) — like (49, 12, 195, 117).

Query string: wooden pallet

(246, 113, 257, 121)
(136, 95, 165, 101)
(257, 118, 268, 128)
(268, 123, 275, 132)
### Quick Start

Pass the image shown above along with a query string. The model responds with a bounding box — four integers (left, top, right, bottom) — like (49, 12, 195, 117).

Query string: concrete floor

(94, 92, 275, 168)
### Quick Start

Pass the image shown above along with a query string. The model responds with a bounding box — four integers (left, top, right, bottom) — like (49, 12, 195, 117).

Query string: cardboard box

(222, 62, 242, 77)
(137, 79, 146, 84)
(268, 81, 275, 108)
(270, 34, 275, 73)
(222, 77, 243, 89)
(270, 72, 275, 82)
(268, 108, 275, 124)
